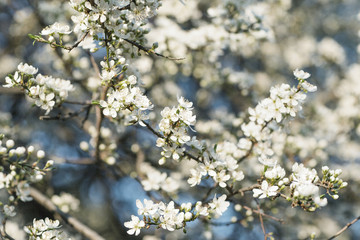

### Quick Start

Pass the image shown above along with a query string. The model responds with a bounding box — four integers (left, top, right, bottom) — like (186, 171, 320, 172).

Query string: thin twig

(201, 184, 216, 203)
(256, 200, 267, 240)
(65, 158, 95, 165)
(242, 205, 284, 223)
(238, 120, 271, 163)
(81, 105, 92, 128)
(88, 53, 101, 78)
(238, 139, 255, 163)
(141, 121, 163, 138)
(65, 32, 89, 52)
(328, 216, 360, 240)
(140, 120, 202, 162)
(63, 100, 92, 105)
(29, 187, 105, 240)
(39, 105, 90, 121)
(210, 204, 284, 227)
(123, 38, 185, 61)
(235, 184, 260, 196)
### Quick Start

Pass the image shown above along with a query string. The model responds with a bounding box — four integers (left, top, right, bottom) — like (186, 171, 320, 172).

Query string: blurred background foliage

(1, 0, 360, 239)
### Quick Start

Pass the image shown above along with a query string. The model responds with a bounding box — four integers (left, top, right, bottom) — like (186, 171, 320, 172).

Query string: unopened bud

(6, 140, 15, 149)
(37, 150, 45, 159)
(27, 145, 35, 154)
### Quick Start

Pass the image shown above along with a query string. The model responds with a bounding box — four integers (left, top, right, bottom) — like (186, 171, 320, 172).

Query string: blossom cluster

(156, 96, 196, 162)
(289, 163, 327, 209)
(99, 74, 153, 125)
(125, 194, 230, 236)
(0, 135, 53, 218)
(69, 0, 161, 56)
(252, 162, 347, 211)
(187, 141, 246, 188)
(241, 70, 316, 167)
(208, 0, 267, 35)
(24, 218, 70, 240)
(3, 62, 74, 114)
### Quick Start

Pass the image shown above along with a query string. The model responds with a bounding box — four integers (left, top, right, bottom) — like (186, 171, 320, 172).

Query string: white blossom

(293, 69, 311, 80)
(40, 22, 72, 35)
(124, 215, 145, 236)
(209, 194, 230, 216)
(17, 62, 38, 75)
(253, 180, 279, 199)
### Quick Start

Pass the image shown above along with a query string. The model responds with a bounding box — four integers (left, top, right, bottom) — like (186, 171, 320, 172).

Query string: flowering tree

(0, 0, 360, 239)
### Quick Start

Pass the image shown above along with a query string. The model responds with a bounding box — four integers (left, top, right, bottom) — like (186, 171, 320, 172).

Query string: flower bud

(6, 140, 15, 149)
(37, 150, 45, 159)
(15, 147, 26, 155)
(158, 157, 166, 165)
(185, 212, 193, 221)
(27, 145, 35, 154)
(0, 147, 7, 155)
(45, 160, 54, 168)
(9, 149, 15, 157)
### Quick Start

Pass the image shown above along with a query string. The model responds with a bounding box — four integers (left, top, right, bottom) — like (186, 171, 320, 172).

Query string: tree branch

(242, 205, 284, 223)
(29, 187, 105, 240)
(39, 105, 91, 121)
(328, 215, 360, 240)
(1, 218, 15, 240)
(123, 38, 185, 61)
(140, 120, 202, 162)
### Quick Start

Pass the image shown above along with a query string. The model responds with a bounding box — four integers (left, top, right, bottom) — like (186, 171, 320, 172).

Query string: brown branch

(141, 120, 163, 138)
(238, 139, 255, 163)
(210, 204, 284, 226)
(201, 184, 216, 203)
(183, 151, 201, 162)
(63, 100, 92, 105)
(65, 32, 89, 52)
(235, 184, 260, 196)
(123, 38, 185, 61)
(238, 120, 271, 164)
(256, 200, 267, 240)
(88, 53, 101, 78)
(82, 104, 92, 128)
(29, 187, 105, 240)
(328, 216, 360, 240)
(1, 218, 15, 240)
(0, 87, 23, 94)
(39, 105, 91, 121)
(140, 120, 202, 162)
(65, 158, 95, 165)
(242, 205, 284, 223)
